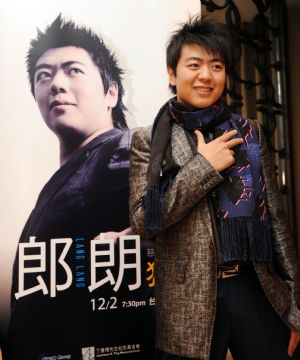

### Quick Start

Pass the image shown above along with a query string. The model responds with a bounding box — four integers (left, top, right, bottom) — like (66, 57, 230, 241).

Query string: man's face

(168, 44, 226, 108)
(34, 46, 118, 140)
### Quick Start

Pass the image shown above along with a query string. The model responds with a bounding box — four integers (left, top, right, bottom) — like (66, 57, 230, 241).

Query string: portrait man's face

(168, 43, 226, 109)
(34, 46, 118, 141)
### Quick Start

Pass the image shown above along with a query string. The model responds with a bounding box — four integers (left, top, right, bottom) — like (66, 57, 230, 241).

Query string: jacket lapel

(171, 123, 194, 167)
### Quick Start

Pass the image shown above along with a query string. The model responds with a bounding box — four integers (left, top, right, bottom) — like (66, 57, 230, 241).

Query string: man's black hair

(27, 14, 128, 130)
(166, 16, 232, 94)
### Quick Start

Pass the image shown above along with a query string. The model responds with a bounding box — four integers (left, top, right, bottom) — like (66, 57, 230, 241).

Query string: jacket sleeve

(129, 127, 223, 238)
(258, 121, 300, 317)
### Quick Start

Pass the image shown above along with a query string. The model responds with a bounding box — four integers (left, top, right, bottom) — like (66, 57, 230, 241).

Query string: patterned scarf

(145, 98, 272, 263)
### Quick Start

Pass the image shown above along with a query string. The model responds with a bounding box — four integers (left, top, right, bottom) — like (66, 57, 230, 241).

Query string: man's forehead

(179, 43, 223, 61)
(35, 46, 93, 67)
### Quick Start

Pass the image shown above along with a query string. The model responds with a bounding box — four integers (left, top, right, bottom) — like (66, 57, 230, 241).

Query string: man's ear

(106, 82, 118, 108)
(167, 66, 176, 87)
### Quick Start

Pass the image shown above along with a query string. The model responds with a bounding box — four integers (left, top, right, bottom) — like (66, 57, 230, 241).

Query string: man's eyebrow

(34, 63, 52, 74)
(34, 61, 86, 74)
(210, 57, 224, 63)
(185, 56, 224, 63)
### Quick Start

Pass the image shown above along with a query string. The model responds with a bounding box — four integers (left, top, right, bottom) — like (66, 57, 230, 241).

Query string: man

(129, 17, 300, 360)
(3, 15, 154, 360)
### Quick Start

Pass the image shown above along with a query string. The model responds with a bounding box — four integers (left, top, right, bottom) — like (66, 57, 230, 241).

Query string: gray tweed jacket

(129, 120, 300, 360)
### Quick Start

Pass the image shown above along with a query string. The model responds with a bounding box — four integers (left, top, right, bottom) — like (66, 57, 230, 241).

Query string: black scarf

(144, 98, 272, 263)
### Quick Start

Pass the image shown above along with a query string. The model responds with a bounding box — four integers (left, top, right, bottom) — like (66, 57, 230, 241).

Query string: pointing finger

(219, 130, 239, 142)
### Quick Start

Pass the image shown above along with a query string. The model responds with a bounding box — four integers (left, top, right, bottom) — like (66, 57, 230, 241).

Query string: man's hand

(94, 227, 133, 242)
(195, 129, 243, 172)
(288, 330, 300, 357)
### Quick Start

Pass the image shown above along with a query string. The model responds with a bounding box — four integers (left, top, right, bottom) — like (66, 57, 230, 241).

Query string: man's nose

(197, 65, 212, 81)
(50, 72, 68, 95)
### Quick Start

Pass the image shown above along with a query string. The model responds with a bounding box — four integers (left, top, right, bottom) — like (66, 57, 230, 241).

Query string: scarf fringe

(144, 185, 163, 232)
(220, 217, 272, 262)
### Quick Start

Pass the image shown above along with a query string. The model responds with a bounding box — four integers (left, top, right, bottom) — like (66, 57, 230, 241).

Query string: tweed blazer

(129, 119, 300, 360)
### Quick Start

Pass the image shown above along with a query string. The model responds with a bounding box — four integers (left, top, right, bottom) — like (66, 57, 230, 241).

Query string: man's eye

(36, 71, 51, 82)
(69, 68, 83, 75)
(212, 64, 224, 71)
(188, 63, 199, 69)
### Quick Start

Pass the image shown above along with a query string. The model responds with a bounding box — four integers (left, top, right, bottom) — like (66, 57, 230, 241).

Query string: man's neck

(59, 126, 114, 166)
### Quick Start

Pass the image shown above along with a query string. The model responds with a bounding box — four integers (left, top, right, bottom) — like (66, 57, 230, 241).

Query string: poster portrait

(0, 1, 200, 359)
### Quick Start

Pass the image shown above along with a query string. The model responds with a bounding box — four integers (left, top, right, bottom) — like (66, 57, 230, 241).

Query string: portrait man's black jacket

(5, 128, 154, 360)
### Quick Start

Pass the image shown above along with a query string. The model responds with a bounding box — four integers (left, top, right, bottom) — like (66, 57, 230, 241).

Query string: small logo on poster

(82, 347, 95, 360)
(39, 355, 71, 360)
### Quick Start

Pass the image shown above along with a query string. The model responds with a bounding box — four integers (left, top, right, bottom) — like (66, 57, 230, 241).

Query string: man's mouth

(193, 86, 212, 93)
(49, 100, 76, 110)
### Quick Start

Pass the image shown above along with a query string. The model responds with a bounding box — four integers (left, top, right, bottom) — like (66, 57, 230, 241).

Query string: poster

(0, 1, 200, 359)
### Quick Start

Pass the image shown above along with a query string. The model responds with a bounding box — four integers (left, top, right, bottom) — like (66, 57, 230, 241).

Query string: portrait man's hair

(166, 16, 232, 94)
(27, 14, 128, 130)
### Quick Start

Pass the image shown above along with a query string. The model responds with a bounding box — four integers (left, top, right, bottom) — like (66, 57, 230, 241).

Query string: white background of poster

(0, 0, 200, 333)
